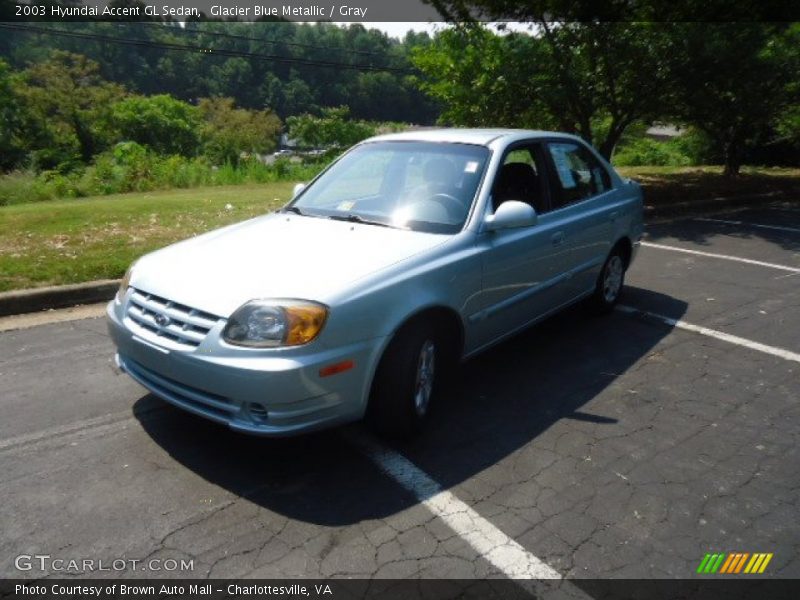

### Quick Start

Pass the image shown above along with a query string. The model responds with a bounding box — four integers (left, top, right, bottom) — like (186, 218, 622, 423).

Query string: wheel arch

(365, 304, 465, 407)
(611, 236, 633, 269)
(397, 304, 465, 358)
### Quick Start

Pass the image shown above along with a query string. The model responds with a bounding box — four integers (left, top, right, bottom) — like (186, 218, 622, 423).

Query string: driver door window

(491, 146, 546, 213)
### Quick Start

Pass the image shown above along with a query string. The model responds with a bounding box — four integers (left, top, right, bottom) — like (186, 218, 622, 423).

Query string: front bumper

(107, 300, 385, 436)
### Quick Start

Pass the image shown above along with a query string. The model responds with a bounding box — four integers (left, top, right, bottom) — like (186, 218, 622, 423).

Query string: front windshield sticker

(337, 201, 356, 211)
(464, 161, 479, 173)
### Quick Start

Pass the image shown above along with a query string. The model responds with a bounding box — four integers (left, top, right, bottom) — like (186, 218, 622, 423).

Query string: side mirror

(484, 200, 538, 232)
(292, 182, 306, 198)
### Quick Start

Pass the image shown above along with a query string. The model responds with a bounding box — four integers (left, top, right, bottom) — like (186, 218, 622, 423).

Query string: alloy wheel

(603, 255, 624, 303)
(414, 339, 436, 417)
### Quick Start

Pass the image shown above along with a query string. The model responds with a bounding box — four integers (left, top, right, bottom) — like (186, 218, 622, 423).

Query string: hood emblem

(155, 314, 171, 328)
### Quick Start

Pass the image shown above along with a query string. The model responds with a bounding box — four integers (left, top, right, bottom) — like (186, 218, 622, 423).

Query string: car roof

(365, 128, 580, 147)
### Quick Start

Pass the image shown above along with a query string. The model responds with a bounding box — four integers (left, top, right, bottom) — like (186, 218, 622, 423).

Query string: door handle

(609, 211, 619, 222)
(551, 231, 565, 246)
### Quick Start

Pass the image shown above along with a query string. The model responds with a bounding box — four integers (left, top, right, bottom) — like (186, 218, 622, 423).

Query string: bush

(110, 95, 201, 156)
(0, 145, 334, 206)
(198, 97, 282, 166)
(0, 171, 52, 205)
(286, 106, 377, 149)
(612, 137, 692, 167)
(669, 129, 717, 165)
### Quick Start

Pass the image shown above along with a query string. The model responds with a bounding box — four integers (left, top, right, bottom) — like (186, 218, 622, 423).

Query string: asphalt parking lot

(1, 201, 798, 584)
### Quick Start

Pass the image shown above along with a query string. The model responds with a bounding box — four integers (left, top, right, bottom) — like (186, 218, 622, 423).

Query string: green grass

(0, 183, 294, 292)
(2, 166, 799, 293)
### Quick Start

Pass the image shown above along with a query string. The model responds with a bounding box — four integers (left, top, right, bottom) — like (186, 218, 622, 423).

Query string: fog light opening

(248, 402, 269, 423)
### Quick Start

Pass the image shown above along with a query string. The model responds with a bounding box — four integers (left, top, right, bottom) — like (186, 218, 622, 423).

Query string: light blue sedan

(107, 129, 644, 437)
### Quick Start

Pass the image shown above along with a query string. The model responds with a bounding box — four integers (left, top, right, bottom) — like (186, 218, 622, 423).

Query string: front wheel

(587, 249, 626, 314)
(367, 322, 444, 438)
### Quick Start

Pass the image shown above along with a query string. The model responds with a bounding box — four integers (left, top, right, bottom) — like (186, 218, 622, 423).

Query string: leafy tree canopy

(413, 22, 673, 159)
(15, 51, 126, 168)
(0, 59, 25, 170)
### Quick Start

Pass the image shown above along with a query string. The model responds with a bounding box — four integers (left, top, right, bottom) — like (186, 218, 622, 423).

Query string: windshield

(289, 141, 490, 234)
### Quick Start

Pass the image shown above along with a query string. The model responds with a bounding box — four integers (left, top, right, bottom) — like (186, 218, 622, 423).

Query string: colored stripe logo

(697, 552, 773, 574)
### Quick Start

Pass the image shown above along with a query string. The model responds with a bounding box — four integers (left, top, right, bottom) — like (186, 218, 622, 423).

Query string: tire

(367, 320, 446, 438)
(587, 247, 626, 314)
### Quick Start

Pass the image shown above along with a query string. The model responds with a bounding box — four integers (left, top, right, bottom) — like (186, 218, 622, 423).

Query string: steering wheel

(425, 193, 464, 220)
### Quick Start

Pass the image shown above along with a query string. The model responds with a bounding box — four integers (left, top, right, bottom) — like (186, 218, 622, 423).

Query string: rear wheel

(368, 321, 447, 438)
(588, 248, 626, 314)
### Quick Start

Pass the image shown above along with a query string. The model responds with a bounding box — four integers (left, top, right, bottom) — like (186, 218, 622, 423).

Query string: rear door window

(546, 142, 611, 209)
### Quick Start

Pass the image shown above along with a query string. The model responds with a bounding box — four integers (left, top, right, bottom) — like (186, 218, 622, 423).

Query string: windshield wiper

(327, 213, 392, 228)
(281, 206, 329, 220)
(281, 206, 305, 215)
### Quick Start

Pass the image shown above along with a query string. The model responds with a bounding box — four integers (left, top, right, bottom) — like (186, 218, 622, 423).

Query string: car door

(543, 140, 618, 300)
(468, 143, 575, 351)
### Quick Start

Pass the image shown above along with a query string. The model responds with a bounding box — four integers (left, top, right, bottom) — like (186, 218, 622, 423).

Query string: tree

(535, 22, 674, 159)
(0, 59, 25, 170)
(668, 23, 797, 175)
(0, 20, 438, 124)
(281, 78, 316, 117)
(775, 23, 800, 150)
(111, 94, 201, 156)
(776, 107, 800, 148)
(427, 1, 799, 171)
(412, 25, 551, 129)
(412, 22, 673, 159)
(16, 51, 125, 166)
(198, 97, 282, 165)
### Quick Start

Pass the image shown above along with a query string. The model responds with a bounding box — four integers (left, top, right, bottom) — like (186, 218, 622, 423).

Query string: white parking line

(346, 431, 564, 580)
(640, 242, 800, 274)
(617, 305, 800, 364)
(693, 217, 800, 235)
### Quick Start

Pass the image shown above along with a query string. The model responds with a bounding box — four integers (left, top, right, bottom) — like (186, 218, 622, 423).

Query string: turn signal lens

(285, 304, 328, 345)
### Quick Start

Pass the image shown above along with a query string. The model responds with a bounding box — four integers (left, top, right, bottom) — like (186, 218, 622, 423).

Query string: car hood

(130, 213, 448, 317)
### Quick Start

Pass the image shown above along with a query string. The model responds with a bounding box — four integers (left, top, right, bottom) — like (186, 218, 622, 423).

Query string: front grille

(126, 289, 221, 348)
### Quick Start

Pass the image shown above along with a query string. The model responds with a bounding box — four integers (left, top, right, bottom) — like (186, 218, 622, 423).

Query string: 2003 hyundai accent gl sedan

(108, 129, 644, 437)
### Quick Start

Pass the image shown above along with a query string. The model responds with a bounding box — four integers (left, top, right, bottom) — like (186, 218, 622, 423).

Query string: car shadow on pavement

(134, 286, 687, 526)
(645, 207, 800, 252)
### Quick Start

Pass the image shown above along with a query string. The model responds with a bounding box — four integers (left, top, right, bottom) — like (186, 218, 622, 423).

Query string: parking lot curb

(0, 279, 119, 318)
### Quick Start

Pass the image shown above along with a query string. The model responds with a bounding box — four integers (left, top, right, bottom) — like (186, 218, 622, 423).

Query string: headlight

(116, 263, 136, 303)
(222, 300, 328, 348)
